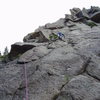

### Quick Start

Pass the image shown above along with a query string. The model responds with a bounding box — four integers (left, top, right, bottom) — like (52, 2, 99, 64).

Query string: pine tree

(3, 46, 9, 56)
(0, 51, 1, 56)
(2, 46, 9, 63)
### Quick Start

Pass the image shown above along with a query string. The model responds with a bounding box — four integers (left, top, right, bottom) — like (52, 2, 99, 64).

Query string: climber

(57, 32, 65, 41)
(49, 33, 58, 41)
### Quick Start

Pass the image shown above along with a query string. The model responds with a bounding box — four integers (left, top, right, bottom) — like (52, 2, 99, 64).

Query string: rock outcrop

(65, 6, 100, 22)
(1, 6, 100, 100)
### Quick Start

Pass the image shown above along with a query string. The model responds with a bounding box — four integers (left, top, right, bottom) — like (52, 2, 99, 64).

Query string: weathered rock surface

(86, 56, 100, 80)
(23, 27, 51, 43)
(1, 6, 100, 100)
(56, 75, 100, 100)
(45, 18, 65, 29)
(65, 6, 100, 23)
(9, 42, 48, 60)
(18, 46, 52, 63)
(9, 42, 36, 59)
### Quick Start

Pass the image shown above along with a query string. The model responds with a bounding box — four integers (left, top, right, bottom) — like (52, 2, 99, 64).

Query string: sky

(0, 0, 100, 54)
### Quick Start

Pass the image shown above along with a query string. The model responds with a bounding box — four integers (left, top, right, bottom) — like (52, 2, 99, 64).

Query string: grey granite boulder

(18, 46, 52, 63)
(90, 11, 100, 23)
(23, 30, 49, 43)
(65, 6, 100, 23)
(56, 75, 100, 100)
(45, 18, 65, 29)
(87, 56, 100, 80)
(9, 42, 36, 60)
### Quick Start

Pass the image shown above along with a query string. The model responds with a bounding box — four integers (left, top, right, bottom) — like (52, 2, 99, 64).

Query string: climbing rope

(23, 62, 29, 100)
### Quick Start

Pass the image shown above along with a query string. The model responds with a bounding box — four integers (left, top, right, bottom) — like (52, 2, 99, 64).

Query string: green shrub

(49, 33, 58, 41)
(64, 75, 70, 82)
(9, 53, 22, 61)
(52, 93, 59, 100)
(86, 21, 97, 28)
(0, 53, 22, 63)
(0, 54, 9, 63)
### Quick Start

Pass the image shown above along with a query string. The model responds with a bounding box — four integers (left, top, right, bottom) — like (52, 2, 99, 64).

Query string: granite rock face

(1, 6, 100, 100)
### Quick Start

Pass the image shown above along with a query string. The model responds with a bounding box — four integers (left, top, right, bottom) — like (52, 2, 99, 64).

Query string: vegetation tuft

(86, 21, 97, 28)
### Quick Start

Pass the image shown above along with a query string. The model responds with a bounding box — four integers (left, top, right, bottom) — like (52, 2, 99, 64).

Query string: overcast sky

(0, 0, 100, 54)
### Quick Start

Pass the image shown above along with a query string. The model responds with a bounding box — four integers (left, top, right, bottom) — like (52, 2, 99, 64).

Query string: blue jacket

(57, 32, 65, 38)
